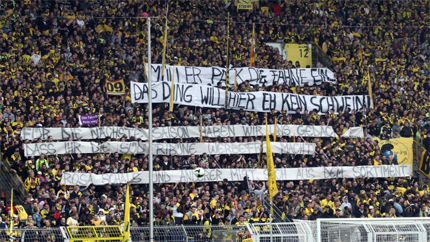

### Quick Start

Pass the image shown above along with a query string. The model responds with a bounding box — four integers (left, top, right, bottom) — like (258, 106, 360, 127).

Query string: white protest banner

(131, 81, 372, 114)
(24, 141, 315, 156)
(149, 64, 337, 87)
(21, 125, 337, 141)
(24, 142, 99, 157)
(342, 127, 364, 138)
(61, 165, 412, 186)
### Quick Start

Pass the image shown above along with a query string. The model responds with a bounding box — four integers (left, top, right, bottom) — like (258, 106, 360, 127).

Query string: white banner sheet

(60, 165, 412, 186)
(148, 64, 337, 87)
(21, 125, 337, 141)
(131, 82, 371, 114)
(24, 141, 315, 156)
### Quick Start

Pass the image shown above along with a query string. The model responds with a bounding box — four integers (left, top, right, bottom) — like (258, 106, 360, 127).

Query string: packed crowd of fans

(0, 0, 429, 232)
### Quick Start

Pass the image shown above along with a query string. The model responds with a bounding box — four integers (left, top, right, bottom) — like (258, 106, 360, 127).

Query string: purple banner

(79, 114, 99, 126)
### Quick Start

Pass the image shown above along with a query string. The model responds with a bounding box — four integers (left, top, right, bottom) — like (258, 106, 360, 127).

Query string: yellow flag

(123, 184, 131, 242)
(250, 23, 255, 67)
(161, 7, 169, 79)
(367, 68, 374, 109)
(169, 67, 175, 112)
(265, 118, 278, 202)
(257, 137, 264, 168)
(273, 117, 278, 142)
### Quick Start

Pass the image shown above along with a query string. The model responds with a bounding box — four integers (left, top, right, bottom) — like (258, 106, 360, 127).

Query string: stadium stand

(0, 0, 429, 233)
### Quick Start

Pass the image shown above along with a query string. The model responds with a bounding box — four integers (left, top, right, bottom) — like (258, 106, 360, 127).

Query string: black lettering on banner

(318, 69, 331, 83)
(170, 127, 190, 139)
(270, 70, 278, 84)
(152, 128, 163, 139)
(132, 83, 145, 101)
(235, 68, 244, 83)
(63, 173, 87, 186)
(228, 92, 240, 109)
(247, 68, 259, 82)
(154, 171, 171, 183)
(225, 143, 233, 154)
(184, 67, 197, 84)
(296, 125, 329, 137)
(355, 96, 364, 111)
(129, 173, 143, 184)
(258, 69, 267, 84)
(277, 70, 288, 85)
(90, 128, 100, 139)
(238, 93, 248, 109)
(310, 69, 319, 86)
(161, 82, 171, 101)
(323, 167, 344, 179)
(119, 142, 132, 154)
(90, 142, 100, 153)
(155, 143, 167, 156)
(139, 83, 158, 101)
(23, 127, 51, 140)
(211, 67, 225, 83)
(245, 93, 256, 110)
(25, 143, 56, 156)
(299, 69, 307, 86)
(262, 93, 276, 111)
(175, 83, 193, 103)
(278, 168, 287, 180)
(151, 65, 162, 81)
(298, 96, 307, 111)
(281, 94, 291, 112)
(277, 125, 291, 136)
(229, 169, 251, 181)
(179, 170, 194, 183)
(344, 96, 352, 110)
(198, 86, 224, 107)
(291, 69, 300, 86)
(296, 168, 315, 180)
(310, 96, 321, 112)
(61, 128, 80, 140)
(64, 142, 82, 154)
(352, 166, 360, 177)
(203, 169, 222, 182)
(200, 86, 212, 105)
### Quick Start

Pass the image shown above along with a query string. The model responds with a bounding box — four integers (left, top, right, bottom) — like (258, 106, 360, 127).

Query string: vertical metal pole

(148, 17, 154, 242)
(270, 212, 273, 242)
(316, 219, 321, 242)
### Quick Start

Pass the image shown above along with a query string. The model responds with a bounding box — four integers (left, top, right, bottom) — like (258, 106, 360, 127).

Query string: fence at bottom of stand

(0, 225, 250, 242)
(0, 228, 65, 242)
(4, 219, 430, 242)
(130, 225, 251, 242)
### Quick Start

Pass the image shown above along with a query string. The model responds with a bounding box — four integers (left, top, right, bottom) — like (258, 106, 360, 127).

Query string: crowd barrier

(3, 218, 430, 242)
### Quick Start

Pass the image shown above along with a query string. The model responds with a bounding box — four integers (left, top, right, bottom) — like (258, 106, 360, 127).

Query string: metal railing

(3, 219, 430, 242)
(129, 225, 250, 242)
(312, 44, 335, 68)
(262, 197, 284, 222)
(0, 227, 65, 242)
(414, 136, 430, 182)
(0, 158, 29, 205)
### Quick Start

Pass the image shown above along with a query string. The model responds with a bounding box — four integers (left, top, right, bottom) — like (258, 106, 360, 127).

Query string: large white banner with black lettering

(149, 64, 337, 87)
(21, 125, 337, 141)
(24, 141, 315, 156)
(60, 165, 412, 186)
(131, 82, 371, 114)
